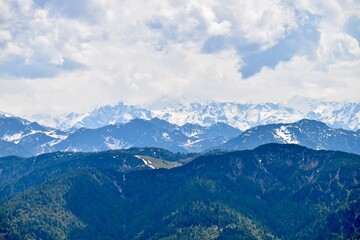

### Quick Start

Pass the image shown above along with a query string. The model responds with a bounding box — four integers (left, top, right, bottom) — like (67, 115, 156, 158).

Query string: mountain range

(25, 96, 360, 131)
(0, 144, 359, 239)
(1, 112, 360, 157)
(0, 115, 241, 156)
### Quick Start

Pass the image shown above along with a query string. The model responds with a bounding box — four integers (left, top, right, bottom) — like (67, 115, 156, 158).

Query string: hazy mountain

(222, 119, 360, 154)
(29, 96, 360, 131)
(152, 101, 303, 130)
(287, 96, 360, 130)
(0, 144, 359, 239)
(33, 102, 153, 130)
(73, 102, 153, 129)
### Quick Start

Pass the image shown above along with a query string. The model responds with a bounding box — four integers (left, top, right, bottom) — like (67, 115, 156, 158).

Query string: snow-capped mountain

(53, 119, 187, 153)
(0, 114, 67, 157)
(287, 96, 360, 131)
(1, 111, 360, 157)
(29, 96, 360, 131)
(221, 119, 360, 154)
(152, 101, 302, 130)
(151, 97, 360, 131)
(26, 103, 152, 130)
(52, 118, 241, 154)
(0, 115, 241, 156)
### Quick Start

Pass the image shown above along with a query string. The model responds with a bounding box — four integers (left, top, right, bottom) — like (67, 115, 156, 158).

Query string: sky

(0, 0, 360, 116)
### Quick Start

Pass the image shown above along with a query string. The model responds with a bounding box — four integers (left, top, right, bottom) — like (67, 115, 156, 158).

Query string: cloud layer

(0, 0, 359, 115)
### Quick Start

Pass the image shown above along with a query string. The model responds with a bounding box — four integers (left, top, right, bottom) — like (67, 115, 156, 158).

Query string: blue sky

(0, 0, 359, 115)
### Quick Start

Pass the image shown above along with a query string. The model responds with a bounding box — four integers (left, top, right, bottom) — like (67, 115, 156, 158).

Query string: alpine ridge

(25, 96, 360, 131)
(0, 116, 241, 156)
(1, 113, 360, 157)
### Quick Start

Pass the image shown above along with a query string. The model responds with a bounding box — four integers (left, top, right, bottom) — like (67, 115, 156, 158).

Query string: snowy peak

(0, 111, 13, 118)
(286, 95, 325, 113)
(285, 96, 360, 130)
(73, 102, 152, 129)
(26, 96, 360, 131)
(152, 101, 302, 130)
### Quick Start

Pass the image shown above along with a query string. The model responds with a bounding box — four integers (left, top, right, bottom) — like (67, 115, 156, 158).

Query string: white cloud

(227, 0, 298, 49)
(0, 30, 12, 42)
(0, 0, 359, 116)
(293, 0, 360, 67)
(317, 32, 360, 63)
(249, 56, 360, 102)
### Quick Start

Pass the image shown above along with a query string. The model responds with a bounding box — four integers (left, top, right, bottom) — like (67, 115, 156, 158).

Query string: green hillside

(0, 144, 359, 239)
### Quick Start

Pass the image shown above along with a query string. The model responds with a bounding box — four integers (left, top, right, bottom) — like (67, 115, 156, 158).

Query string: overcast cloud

(0, 0, 359, 116)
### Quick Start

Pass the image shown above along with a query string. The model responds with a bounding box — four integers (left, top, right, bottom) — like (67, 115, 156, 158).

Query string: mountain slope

(222, 119, 360, 154)
(0, 139, 29, 157)
(0, 169, 127, 240)
(149, 118, 242, 152)
(0, 144, 359, 239)
(0, 147, 191, 200)
(53, 119, 188, 153)
(0, 151, 145, 199)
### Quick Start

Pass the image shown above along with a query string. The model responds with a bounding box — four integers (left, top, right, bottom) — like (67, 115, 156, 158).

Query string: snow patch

(135, 155, 155, 169)
(2, 132, 23, 142)
(0, 112, 13, 118)
(181, 139, 204, 147)
(162, 132, 171, 141)
(105, 136, 132, 150)
(182, 130, 203, 138)
(45, 130, 68, 140)
(273, 126, 299, 144)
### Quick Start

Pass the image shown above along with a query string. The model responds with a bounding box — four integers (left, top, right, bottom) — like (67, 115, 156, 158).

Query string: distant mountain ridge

(1, 112, 360, 157)
(221, 119, 360, 155)
(0, 116, 241, 157)
(27, 96, 360, 131)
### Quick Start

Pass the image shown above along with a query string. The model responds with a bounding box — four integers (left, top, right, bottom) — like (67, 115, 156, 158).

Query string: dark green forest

(0, 144, 359, 239)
